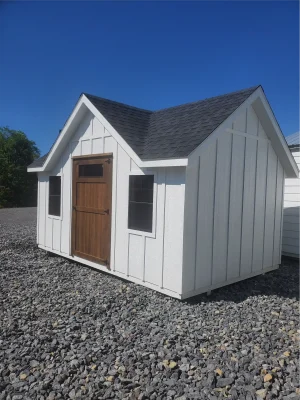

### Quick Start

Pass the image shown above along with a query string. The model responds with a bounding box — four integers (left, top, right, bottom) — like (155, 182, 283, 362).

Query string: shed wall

(37, 111, 185, 297)
(282, 149, 300, 257)
(182, 105, 284, 298)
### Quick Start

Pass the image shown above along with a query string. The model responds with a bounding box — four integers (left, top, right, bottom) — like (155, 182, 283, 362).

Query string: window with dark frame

(79, 164, 103, 177)
(49, 176, 61, 217)
(128, 175, 154, 233)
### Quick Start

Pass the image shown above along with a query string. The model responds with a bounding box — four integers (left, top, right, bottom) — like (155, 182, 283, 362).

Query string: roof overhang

(251, 87, 298, 178)
(27, 95, 188, 173)
(188, 86, 298, 179)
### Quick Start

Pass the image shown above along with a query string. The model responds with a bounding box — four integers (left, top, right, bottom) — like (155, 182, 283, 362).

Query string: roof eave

(27, 93, 189, 172)
(252, 87, 299, 178)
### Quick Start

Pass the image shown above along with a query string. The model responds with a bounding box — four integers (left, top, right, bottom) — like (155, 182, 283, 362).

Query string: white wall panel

(283, 149, 300, 257)
(195, 142, 216, 289)
(114, 145, 130, 275)
(285, 193, 300, 202)
(263, 146, 277, 267)
(181, 157, 200, 293)
(233, 109, 246, 132)
(144, 168, 166, 287)
(283, 229, 299, 239)
(71, 141, 81, 157)
(284, 215, 300, 223)
(103, 136, 117, 154)
(227, 134, 245, 280)
(72, 112, 92, 141)
(37, 178, 47, 246)
(183, 104, 284, 298)
(212, 134, 231, 285)
(273, 163, 284, 264)
(81, 139, 91, 155)
(45, 212, 53, 249)
(93, 117, 105, 137)
(284, 201, 300, 211)
(163, 167, 185, 293)
(258, 121, 268, 140)
(282, 244, 300, 255)
(240, 139, 257, 276)
(252, 140, 268, 271)
(246, 106, 259, 136)
(285, 186, 300, 194)
(285, 178, 300, 186)
(283, 221, 299, 231)
(128, 234, 144, 280)
(52, 219, 61, 251)
(91, 137, 103, 155)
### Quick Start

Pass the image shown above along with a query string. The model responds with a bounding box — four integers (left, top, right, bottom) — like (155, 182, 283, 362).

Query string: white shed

(28, 86, 298, 299)
(282, 132, 300, 258)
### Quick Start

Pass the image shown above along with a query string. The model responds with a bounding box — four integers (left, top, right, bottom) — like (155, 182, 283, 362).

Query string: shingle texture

(28, 153, 48, 168)
(28, 86, 259, 168)
(286, 132, 300, 147)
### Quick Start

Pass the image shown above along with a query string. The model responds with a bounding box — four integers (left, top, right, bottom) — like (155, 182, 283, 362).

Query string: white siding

(283, 150, 300, 257)
(37, 110, 185, 297)
(182, 105, 284, 297)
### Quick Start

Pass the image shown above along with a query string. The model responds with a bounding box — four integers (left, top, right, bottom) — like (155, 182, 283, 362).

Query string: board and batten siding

(182, 105, 285, 298)
(282, 149, 300, 257)
(37, 109, 186, 297)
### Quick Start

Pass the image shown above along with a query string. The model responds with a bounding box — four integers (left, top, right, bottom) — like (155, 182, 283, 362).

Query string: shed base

(38, 245, 182, 299)
(180, 264, 279, 299)
(37, 245, 280, 300)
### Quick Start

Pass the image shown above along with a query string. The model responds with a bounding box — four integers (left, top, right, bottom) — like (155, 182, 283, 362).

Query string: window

(128, 175, 154, 233)
(79, 164, 103, 177)
(49, 176, 61, 217)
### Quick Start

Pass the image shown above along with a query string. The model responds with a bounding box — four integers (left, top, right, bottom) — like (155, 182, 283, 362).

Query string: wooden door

(71, 154, 112, 267)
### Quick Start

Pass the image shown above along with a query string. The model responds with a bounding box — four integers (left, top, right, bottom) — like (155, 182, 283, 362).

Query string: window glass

(128, 175, 154, 232)
(79, 164, 103, 177)
(49, 176, 61, 216)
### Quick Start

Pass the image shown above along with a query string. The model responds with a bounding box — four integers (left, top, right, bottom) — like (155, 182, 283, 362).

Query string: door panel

(71, 154, 112, 267)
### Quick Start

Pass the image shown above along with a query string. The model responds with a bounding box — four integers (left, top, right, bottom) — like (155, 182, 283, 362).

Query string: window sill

(127, 228, 156, 239)
(48, 215, 62, 221)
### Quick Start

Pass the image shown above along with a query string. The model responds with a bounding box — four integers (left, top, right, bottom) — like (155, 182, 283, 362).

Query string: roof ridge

(83, 93, 152, 114)
(153, 85, 260, 113)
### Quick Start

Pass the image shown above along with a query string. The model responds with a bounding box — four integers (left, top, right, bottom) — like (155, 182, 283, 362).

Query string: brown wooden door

(71, 154, 112, 267)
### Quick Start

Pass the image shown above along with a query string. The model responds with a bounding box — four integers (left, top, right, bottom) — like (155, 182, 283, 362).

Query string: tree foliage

(0, 127, 40, 207)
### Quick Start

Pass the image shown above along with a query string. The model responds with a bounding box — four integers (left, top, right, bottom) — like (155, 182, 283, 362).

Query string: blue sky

(0, 1, 299, 156)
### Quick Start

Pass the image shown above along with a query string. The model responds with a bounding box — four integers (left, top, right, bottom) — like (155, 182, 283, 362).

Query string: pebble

(0, 207, 299, 400)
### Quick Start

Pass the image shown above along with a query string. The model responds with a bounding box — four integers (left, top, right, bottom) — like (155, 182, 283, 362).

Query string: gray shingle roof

(28, 153, 48, 168)
(28, 86, 259, 168)
(286, 132, 300, 147)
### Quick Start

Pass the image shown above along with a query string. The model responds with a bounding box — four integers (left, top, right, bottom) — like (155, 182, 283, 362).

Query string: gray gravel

(0, 208, 299, 400)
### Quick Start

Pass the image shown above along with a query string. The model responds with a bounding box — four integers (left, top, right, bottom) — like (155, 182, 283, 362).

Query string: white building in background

(283, 132, 300, 258)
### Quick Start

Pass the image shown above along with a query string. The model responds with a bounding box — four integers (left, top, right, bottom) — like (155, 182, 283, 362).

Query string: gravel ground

(0, 208, 299, 400)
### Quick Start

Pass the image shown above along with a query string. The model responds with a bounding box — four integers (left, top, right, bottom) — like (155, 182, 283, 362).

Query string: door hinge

(104, 209, 109, 215)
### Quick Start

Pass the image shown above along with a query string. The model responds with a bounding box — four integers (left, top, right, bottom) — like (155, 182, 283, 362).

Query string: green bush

(0, 127, 40, 207)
